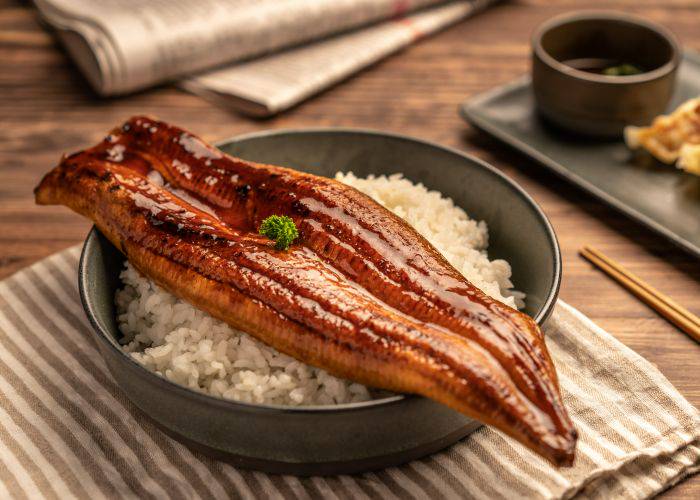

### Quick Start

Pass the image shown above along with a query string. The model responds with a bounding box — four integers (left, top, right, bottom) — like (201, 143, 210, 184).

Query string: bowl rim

(531, 10, 681, 85)
(79, 127, 562, 415)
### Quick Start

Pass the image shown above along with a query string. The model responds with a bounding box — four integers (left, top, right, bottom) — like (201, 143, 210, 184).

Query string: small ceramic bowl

(79, 129, 562, 475)
(532, 11, 680, 137)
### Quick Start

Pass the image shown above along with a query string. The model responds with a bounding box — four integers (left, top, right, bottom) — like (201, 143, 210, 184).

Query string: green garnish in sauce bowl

(602, 63, 643, 76)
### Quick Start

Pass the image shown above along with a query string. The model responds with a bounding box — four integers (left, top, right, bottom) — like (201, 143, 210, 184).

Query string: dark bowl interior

(540, 16, 676, 75)
(79, 129, 561, 474)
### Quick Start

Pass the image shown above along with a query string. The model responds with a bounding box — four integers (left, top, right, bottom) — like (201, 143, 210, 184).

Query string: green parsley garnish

(603, 63, 643, 76)
(258, 215, 299, 250)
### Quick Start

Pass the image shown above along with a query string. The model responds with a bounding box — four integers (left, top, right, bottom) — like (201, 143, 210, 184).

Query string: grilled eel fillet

(35, 116, 577, 466)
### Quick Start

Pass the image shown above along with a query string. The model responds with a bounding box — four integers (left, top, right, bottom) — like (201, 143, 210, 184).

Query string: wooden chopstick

(580, 246, 700, 343)
(582, 246, 700, 328)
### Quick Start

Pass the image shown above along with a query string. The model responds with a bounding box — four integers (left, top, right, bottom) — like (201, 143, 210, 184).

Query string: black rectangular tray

(460, 51, 700, 258)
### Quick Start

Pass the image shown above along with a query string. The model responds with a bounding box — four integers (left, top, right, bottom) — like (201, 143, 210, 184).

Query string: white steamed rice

(117, 172, 524, 406)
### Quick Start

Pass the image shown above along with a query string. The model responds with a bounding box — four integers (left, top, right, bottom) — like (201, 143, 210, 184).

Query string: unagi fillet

(35, 116, 577, 466)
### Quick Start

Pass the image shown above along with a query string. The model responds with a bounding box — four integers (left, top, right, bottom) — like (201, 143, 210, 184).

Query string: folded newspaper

(35, 0, 496, 116)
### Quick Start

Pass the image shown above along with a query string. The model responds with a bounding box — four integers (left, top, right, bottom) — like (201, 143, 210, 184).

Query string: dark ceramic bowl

(79, 129, 561, 475)
(532, 11, 680, 137)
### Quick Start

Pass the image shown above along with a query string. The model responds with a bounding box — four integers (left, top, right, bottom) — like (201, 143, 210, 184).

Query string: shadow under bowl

(532, 10, 680, 138)
(79, 128, 561, 475)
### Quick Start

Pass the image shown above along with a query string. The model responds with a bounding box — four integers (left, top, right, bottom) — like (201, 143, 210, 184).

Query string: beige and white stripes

(0, 246, 698, 499)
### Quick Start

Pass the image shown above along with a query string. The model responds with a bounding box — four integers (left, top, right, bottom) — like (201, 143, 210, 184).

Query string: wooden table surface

(2, 0, 699, 496)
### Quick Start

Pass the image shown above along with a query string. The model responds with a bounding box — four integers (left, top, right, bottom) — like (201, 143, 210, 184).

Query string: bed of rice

(117, 172, 524, 406)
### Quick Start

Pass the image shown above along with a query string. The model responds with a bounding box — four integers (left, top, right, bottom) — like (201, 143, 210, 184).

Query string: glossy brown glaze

(35, 117, 577, 466)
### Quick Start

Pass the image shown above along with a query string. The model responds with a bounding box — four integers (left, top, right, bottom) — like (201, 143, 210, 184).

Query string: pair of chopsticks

(580, 246, 700, 343)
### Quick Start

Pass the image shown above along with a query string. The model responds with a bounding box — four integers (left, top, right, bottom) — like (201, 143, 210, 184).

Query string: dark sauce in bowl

(562, 57, 645, 76)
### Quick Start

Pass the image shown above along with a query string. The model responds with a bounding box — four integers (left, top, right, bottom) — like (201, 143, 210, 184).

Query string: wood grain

(1, 0, 698, 496)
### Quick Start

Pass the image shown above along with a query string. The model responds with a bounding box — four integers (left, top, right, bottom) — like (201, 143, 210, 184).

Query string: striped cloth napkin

(0, 246, 698, 500)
